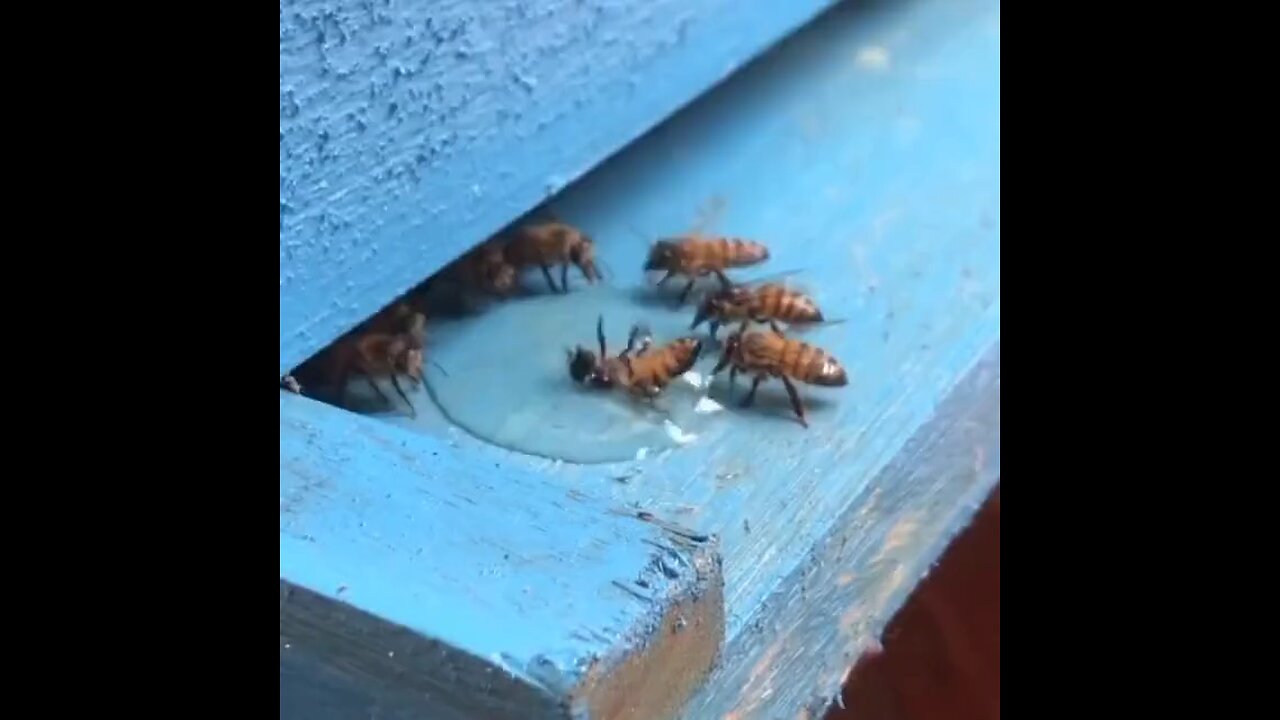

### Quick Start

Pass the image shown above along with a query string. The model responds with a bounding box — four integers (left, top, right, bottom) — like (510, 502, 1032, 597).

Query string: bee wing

(731, 268, 811, 290)
(784, 317, 848, 331)
(690, 196, 727, 236)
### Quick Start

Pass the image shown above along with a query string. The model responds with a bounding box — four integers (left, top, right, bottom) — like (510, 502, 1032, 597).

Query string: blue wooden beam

(280, 0, 839, 372)
(281, 394, 724, 719)
(280, 0, 1000, 716)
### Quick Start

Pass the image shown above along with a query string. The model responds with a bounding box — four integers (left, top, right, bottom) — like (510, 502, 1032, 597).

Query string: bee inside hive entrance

(291, 276, 734, 465)
(286, 215, 846, 463)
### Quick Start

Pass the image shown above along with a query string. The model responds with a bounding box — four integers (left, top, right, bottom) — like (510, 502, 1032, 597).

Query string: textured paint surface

(281, 0, 1000, 716)
(280, 0, 837, 373)
(683, 345, 1000, 720)
(281, 394, 723, 718)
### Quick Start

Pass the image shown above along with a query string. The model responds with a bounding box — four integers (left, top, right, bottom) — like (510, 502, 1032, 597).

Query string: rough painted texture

(280, 394, 723, 719)
(280, 0, 1000, 716)
(280, 0, 836, 372)
(683, 345, 1000, 720)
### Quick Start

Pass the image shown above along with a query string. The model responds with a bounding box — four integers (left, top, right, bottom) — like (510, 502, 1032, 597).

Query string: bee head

(691, 287, 738, 329)
(644, 241, 676, 272)
(569, 237, 601, 283)
(487, 261, 517, 295)
(711, 330, 743, 376)
(567, 346, 600, 384)
(402, 347, 425, 383)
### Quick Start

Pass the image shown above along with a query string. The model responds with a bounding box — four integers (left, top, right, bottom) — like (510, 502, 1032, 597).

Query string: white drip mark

(663, 419, 698, 445)
(694, 397, 724, 415)
(681, 370, 705, 389)
(855, 46, 891, 71)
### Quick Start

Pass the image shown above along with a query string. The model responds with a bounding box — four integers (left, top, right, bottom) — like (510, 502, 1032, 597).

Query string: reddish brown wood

(827, 485, 1000, 720)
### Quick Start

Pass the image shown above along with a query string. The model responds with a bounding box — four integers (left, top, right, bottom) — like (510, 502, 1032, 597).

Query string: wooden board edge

(570, 543, 725, 720)
(682, 340, 1000, 720)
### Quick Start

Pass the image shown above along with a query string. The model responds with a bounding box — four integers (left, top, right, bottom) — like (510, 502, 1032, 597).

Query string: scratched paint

(279, 0, 839, 373)
(281, 393, 722, 718)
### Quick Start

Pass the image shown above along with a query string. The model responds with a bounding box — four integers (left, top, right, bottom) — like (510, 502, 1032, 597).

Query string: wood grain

(828, 486, 1000, 720)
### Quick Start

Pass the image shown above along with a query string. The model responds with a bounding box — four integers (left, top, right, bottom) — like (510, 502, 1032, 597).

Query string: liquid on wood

(296, 268, 743, 464)
(285, 219, 848, 463)
(423, 285, 734, 463)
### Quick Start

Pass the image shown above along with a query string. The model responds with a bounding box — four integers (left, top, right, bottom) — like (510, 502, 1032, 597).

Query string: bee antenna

(429, 359, 450, 377)
(597, 257, 616, 281)
(624, 222, 651, 244)
(596, 314, 607, 357)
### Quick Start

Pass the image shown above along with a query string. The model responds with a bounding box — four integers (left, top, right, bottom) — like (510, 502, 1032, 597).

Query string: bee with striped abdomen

(643, 236, 771, 304)
(568, 315, 703, 401)
(505, 221, 601, 293)
(691, 281, 825, 339)
(295, 302, 435, 416)
(330, 330, 426, 417)
(710, 327, 847, 427)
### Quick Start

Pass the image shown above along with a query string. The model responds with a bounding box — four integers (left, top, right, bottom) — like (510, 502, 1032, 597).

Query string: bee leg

(390, 374, 417, 418)
(627, 323, 653, 356)
(780, 376, 809, 428)
(539, 264, 559, 293)
(726, 366, 739, 400)
(708, 320, 720, 341)
(766, 319, 785, 335)
(713, 269, 732, 289)
(740, 376, 763, 408)
(657, 271, 674, 287)
(366, 375, 391, 408)
(560, 262, 570, 293)
(678, 278, 697, 304)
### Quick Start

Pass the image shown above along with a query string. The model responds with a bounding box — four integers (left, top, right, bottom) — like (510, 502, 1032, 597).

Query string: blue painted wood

(280, 0, 1000, 716)
(280, 0, 839, 373)
(281, 393, 723, 719)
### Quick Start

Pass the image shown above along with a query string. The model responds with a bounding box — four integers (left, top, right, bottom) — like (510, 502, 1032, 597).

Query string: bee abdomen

(807, 350, 848, 386)
(783, 295, 824, 323)
(667, 340, 701, 376)
(724, 238, 770, 266)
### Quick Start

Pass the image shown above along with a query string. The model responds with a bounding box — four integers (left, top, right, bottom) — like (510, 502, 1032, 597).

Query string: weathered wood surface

(281, 396, 724, 719)
(280, 0, 1000, 716)
(830, 486, 1000, 720)
(280, 0, 839, 373)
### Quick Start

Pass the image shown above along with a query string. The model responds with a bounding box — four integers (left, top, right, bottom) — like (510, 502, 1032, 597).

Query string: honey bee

(360, 302, 419, 335)
(710, 327, 847, 427)
(331, 331, 425, 417)
(464, 240, 519, 297)
(568, 315, 703, 400)
(691, 282, 825, 339)
(504, 221, 601, 293)
(643, 236, 771, 304)
(436, 240, 518, 299)
(294, 302, 434, 416)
